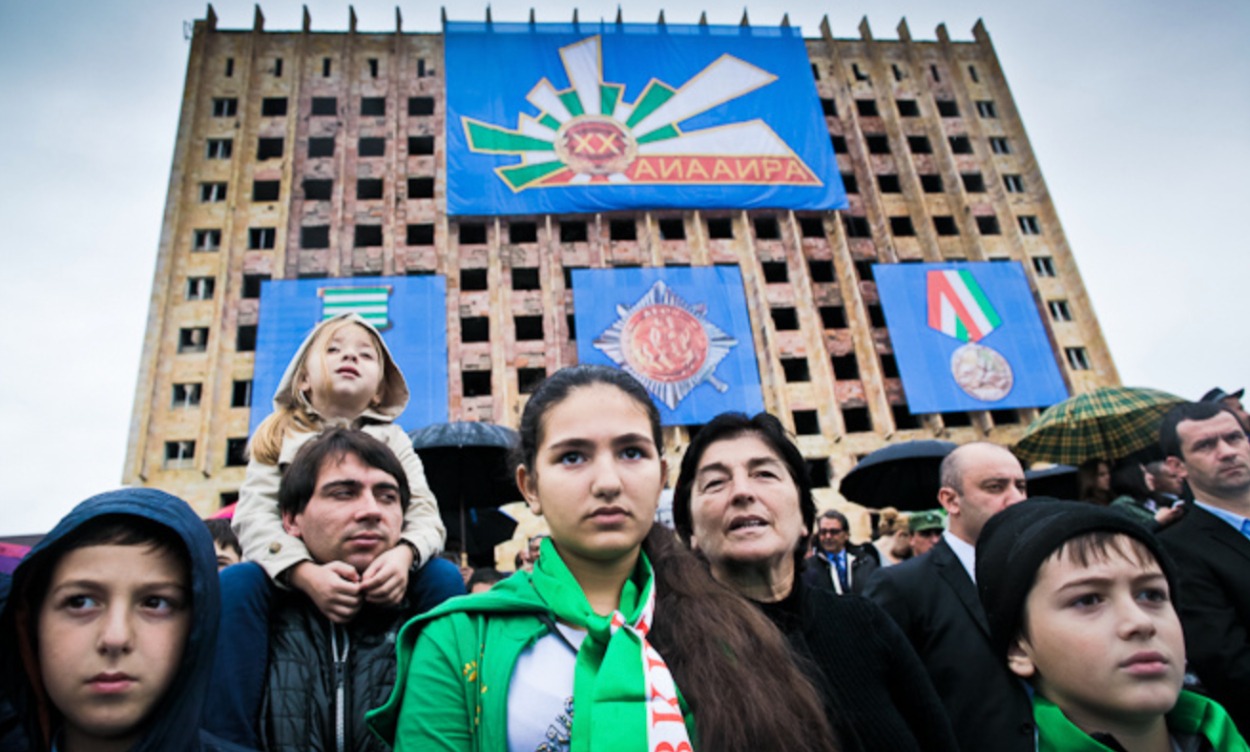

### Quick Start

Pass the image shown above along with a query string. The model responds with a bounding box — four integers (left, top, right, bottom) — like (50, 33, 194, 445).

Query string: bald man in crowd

(864, 442, 1033, 752)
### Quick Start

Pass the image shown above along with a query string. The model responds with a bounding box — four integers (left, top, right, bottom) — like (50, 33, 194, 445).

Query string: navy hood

(0, 488, 243, 752)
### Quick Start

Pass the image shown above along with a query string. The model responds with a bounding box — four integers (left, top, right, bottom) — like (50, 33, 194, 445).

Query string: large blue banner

(572, 266, 764, 424)
(874, 262, 1068, 413)
(250, 276, 448, 434)
(445, 21, 846, 216)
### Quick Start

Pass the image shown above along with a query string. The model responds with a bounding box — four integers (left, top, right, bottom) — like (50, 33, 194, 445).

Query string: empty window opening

(865, 135, 890, 154)
(193, 229, 221, 251)
(257, 137, 283, 160)
(854, 260, 876, 281)
(236, 325, 257, 352)
(359, 137, 385, 157)
(851, 62, 869, 82)
(933, 216, 959, 236)
(961, 173, 986, 192)
(880, 354, 900, 378)
(200, 182, 227, 202)
(355, 225, 383, 247)
(460, 223, 487, 244)
(811, 63, 821, 80)
(867, 304, 887, 328)
(990, 137, 1011, 155)
(949, 136, 973, 154)
(1032, 256, 1057, 277)
(793, 410, 821, 436)
(990, 409, 1020, 426)
(705, 217, 733, 239)
(322, 58, 332, 77)
(930, 64, 942, 82)
(609, 219, 637, 240)
(224, 58, 234, 77)
(809, 259, 836, 283)
(409, 97, 435, 116)
(976, 216, 1002, 235)
(1048, 300, 1073, 322)
(920, 174, 943, 193)
(754, 217, 781, 240)
(976, 100, 998, 118)
(658, 219, 685, 240)
(855, 99, 879, 117)
(409, 135, 435, 155)
(206, 138, 233, 159)
(781, 358, 811, 382)
(877, 174, 901, 193)
(832, 353, 860, 379)
(512, 267, 540, 291)
(844, 216, 871, 238)
(943, 412, 972, 428)
(461, 317, 489, 343)
(185, 276, 215, 301)
(889, 216, 916, 236)
(840, 172, 858, 193)
(212, 98, 237, 117)
(518, 368, 547, 394)
(566, 314, 576, 338)
(164, 441, 196, 468)
(560, 221, 588, 243)
(936, 99, 959, 117)
(1003, 174, 1025, 193)
(799, 217, 825, 238)
(896, 98, 919, 117)
(1065, 347, 1092, 370)
(461, 268, 488, 290)
(462, 371, 492, 397)
(821, 98, 837, 117)
(311, 96, 337, 115)
(891, 63, 905, 82)
(178, 327, 208, 353)
(261, 98, 287, 117)
(1019, 215, 1041, 235)
(831, 135, 848, 153)
(417, 58, 427, 78)
(224, 438, 249, 467)
(303, 179, 332, 200)
(232, 380, 252, 408)
(516, 316, 544, 341)
(407, 224, 435, 246)
(248, 227, 275, 249)
(842, 407, 873, 433)
(300, 226, 330, 249)
(308, 137, 334, 158)
(172, 383, 201, 408)
(368, 58, 379, 78)
(361, 97, 386, 116)
(252, 181, 279, 202)
(273, 58, 283, 77)
(242, 273, 269, 299)
(907, 135, 932, 154)
(892, 405, 920, 430)
(820, 306, 848, 329)
(357, 179, 383, 200)
(407, 177, 434, 199)
(761, 261, 788, 283)
(771, 307, 799, 331)
(807, 458, 832, 488)
(968, 65, 980, 83)
(509, 222, 537, 244)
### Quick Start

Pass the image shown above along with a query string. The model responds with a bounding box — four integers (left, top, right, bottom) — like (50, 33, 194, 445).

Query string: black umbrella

(839, 440, 957, 512)
(410, 422, 521, 567)
(1024, 465, 1078, 500)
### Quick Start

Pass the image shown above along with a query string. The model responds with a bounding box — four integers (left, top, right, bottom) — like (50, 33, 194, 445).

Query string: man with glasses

(907, 510, 945, 557)
(802, 509, 879, 595)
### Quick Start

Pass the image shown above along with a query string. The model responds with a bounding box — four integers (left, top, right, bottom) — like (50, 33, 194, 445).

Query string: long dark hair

(515, 366, 838, 752)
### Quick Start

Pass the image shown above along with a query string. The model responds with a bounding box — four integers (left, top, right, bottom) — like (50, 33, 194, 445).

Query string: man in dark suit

(802, 509, 879, 595)
(1157, 401, 1250, 733)
(864, 442, 1034, 752)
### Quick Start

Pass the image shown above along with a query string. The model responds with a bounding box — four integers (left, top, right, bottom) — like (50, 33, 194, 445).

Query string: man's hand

(360, 544, 413, 605)
(289, 560, 363, 623)
(1155, 504, 1184, 527)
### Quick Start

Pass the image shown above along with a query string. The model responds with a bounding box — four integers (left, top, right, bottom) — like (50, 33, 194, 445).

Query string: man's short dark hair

(203, 518, 240, 557)
(818, 509, 849, 532)
(1159, 401, 1239, 460)
(278, 428, 410, 517)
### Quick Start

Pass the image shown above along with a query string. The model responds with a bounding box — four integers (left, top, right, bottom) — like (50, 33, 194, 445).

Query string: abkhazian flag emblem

(594, 281, 738, 410)
(320, 286, 392, 330)
(926, 270, 1002, 342)
(462, 35, 823, 192)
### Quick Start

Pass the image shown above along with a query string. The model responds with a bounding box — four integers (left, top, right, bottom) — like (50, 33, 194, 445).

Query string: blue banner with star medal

(445, 21, 847, 215)
(874, 261, 1068, 414)
(571, 266, 764, 424)
(249, 276, 449, 434)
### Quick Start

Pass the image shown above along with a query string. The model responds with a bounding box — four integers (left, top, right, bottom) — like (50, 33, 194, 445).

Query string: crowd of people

(1, 312, 1247, 752)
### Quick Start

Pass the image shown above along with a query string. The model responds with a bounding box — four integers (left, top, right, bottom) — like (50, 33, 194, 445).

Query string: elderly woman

(673, 412, 959, 752)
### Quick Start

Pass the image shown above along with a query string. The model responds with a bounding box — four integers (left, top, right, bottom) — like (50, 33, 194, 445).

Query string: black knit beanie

(975, 498, 1178, 661)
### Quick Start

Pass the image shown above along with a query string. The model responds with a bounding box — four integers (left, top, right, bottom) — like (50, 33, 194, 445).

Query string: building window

(706, 217, 734, 239)
(831, 135, 848, 153)
(515, 316, 544, 341)
(185, 276, 215, 301)
(231, 380, 252, 408)
(308, 137, 334, 158)
(300, 226, 330, 249)
(225, 438, 249, 467)
(164, 441, 196, 469)
(206, 138, 232, 159)
(832, 353, 860, 379)
(820, 98, 837, 117)
(865, 135, 890, 154)
(1019, 215, 1042, 235)
(877, 174, 901, 193)
(260, 98, 287, 117)
(820, 306, 848, 329)
(809, 259, 835, 283)
(840, 172, 858, 194)
(256, 137, 284, 160)
(518, 368, 546, 394)
(322, 58, 332, 77)
(1048, 300, 1073, 322)
(247, 227, 275, 250)
(252, 181, 280, 202)
(355, 225, 383, 247)
(357, 179, 383, 200)
(907, 135, 932, 154)
(303, 179, 332, 201)
(503, 222, 534, 244)
(880, 353, 900, 378)
(461, 317, 489, 343)
(811, 63, 821, 80)
(408, 177, 434, 199)
(409, 97, 436, 116)
(961, 173, 986, 193)
(851, 62, 869, 82)
(771, 308, 799, 331)
(1032, 256, 1057, 277)
(193, 229, 221, 251)
(658, 219, 685, 241)
(1003, 174, 1025, 193)
(936, 99, 959, 117)
(609, 219, 637, 241)
(460, 223, 487, 244)
(855, 99, 879, 117)
(976, 100, 998, 118)
(172, 383, 201, 408)
(200, 182, 227, 202)
(844, 216, 871, 238)
(889, 216, 916, 236)
(224, 58, 234, 77)
(933, 216, 959, 236)
(512, 267, 540, 291)
(361, 97, 386, 116)
(407, 224, 435, 246)
(793, 410, 820, 436)
(368, 58, 380, 78)
(560, 221, 588, 242)
(462, 371, 491, 396)
(762, 261, 788, 283)
(273, 58, 283, 77)
(311, 97, 337, 116)
(236, 325, 257, 352)
(242, 273, 269, 299)
(968, 64, 980, 83)
(212, 98, 237, 117)
(781, 357, 811, 382)
(990, 137, 1012, 155)
(754, 217, 781, 240)
(417, 58, 428, 78)
(799, 217, 825, 239)
(867, 304, 887, 327)
(896, 98, 919, 117)
(920, 174, 943, 193)
(842, 407, 873, 433)
(892, 405, 921, 430)
(949, 136, 973, 154)
(1065, 347, 1091, 370)
(976, 216, 1001, 235)
(178, 327, 208, 353)
(461, 268, 487, 291)
(409, 136, 435, 155)
(359, 137, 385, 157)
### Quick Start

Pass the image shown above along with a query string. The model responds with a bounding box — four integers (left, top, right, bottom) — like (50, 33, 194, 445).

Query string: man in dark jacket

(801, 509, 879, 595)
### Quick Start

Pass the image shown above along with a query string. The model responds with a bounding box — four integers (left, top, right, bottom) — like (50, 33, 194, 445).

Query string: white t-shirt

(507, 622, 586, 752)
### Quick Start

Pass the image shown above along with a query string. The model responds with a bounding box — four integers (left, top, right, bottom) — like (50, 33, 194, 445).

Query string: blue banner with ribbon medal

(873, 261, 1068, 413)
(445, 21, 846, 215)
(572, 266, 764, 424)
(250, 276, 449, 434)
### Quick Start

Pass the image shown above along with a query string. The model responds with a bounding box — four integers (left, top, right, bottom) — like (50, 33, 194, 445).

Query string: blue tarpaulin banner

(250, 276, 449, 434)
(445, 21, 846, 215)
(572, 266, 764, 424)
(874, 261, 1068, 413)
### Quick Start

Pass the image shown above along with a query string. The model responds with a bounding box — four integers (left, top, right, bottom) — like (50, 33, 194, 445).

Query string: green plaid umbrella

(1014, 386, 1185, 465)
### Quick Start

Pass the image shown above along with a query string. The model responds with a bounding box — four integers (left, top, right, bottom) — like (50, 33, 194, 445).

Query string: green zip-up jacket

(1033, 691, 1248, 752)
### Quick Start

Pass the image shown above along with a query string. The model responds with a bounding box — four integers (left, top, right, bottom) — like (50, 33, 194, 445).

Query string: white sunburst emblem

(593, 281, 738, 410)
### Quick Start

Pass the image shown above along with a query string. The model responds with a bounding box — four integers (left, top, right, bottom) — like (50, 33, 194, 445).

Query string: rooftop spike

(485, 5, 492, 23)
(740, 8, 750, 26)
(348, 6, 357, 33)
(780, 13, 790, 27)
(897, 18, 912, 43)
(302, 4, 310, 32)
(395, 7, 402, 32)
(615, 5, 623, 24)
(529, 8, 535, 24)
(205, 3, 217, 29)
(658, 9, 665, 25)
(698, 11, 707, 25)
(252, 3, 265, 31)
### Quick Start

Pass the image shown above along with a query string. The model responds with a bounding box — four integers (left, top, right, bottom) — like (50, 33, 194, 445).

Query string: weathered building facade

(125, 7, 1117, 517)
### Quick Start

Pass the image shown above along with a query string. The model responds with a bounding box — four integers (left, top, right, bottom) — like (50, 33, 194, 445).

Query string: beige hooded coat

(232, 313, 445, 579)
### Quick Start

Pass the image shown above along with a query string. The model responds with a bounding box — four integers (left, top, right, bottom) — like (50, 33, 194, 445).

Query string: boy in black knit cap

(975, 499, 1246, 751)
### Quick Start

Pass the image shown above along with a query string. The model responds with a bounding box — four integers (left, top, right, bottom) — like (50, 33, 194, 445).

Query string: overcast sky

(1, 1, 1246, 536)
